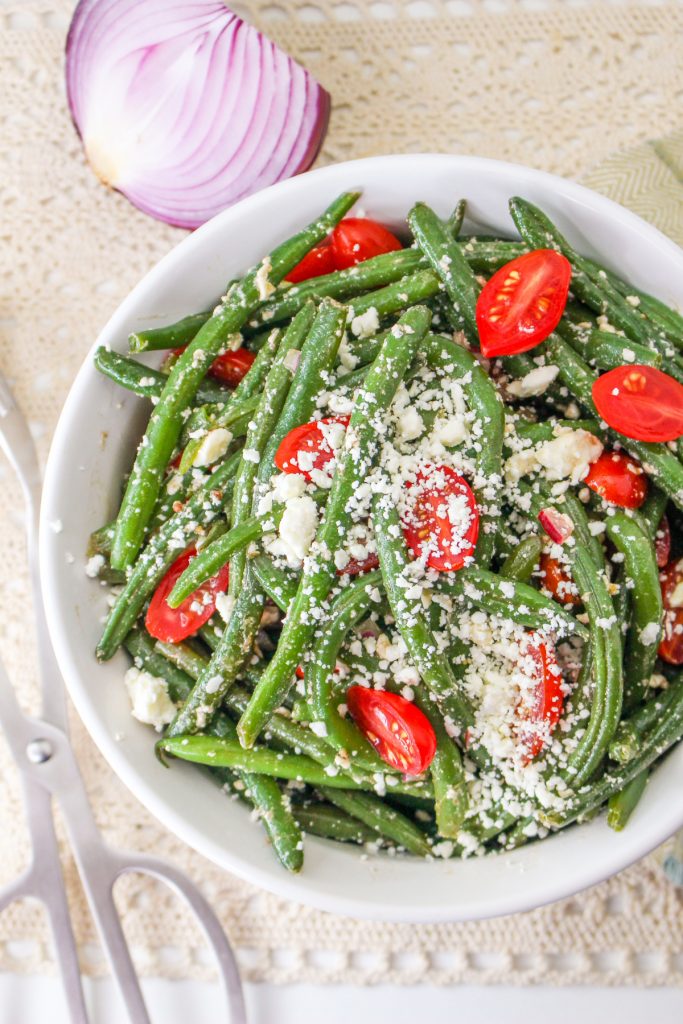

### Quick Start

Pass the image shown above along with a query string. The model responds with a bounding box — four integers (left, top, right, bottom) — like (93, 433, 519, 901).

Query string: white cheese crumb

(639, 622, 661, 646)
(124, 667, 176, 730)
(85, 554, 105, 578)
(193, 427, 233, 467)
(274, 495, 319, 567)
(507, 365, 559, 399)
(215, 592, 235, 624)
(242, 448, 260, 464)
(535, 429, 604, 484)
(350, 306, 380, 339)
(254, 257, 275, 300)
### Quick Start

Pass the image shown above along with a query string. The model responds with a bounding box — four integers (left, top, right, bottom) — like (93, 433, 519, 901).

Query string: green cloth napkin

(583, 129, 683, 248)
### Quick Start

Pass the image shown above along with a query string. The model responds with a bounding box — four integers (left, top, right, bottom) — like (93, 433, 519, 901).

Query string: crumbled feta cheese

(215, 592, 235, 624)
(254, 257, 275, 300)
(535, 429, 603, 484)
(273, 495, 319, 567)
(85, 554, 105, 578)
(350, 306, 380, 339)
(124, 668, 176, 730)
(193, 428, 232, 468)
(507, 365, 559, 399)
(242, 448, 260, 464)
(639, 622, 661, 646)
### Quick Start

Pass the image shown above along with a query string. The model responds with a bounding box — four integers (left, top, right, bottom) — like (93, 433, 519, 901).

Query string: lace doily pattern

(0, 0, 682, 986)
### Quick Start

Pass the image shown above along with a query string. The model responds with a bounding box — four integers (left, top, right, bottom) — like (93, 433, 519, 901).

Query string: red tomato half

(655, 515, 672, 569)
(516, 635, 564, 763)
(592, 365, 683, 442)
(274, 416, 349, 480)
(330, 218, 402, 270)
(584, 451, 648, 508)
(476, 250, 572, 358)
(172, 345, 255, 388)
(346, 685, 436, 775)
(539, 552, 579, 607)
(659, 559, 683, 665)
(285, 242, 336, 283)
(145, 548, 229, 644)
(402, 465, 479, 571)
(209, 348, 255, 386)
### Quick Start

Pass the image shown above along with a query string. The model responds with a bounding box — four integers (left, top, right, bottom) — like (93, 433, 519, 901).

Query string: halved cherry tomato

(592, 365, 683, 442)
(285, 242, 336, 283)
(346, 685, 436, 775)
(274, 416, 349, 480)
(145, 548, 229, 644)
(330, 218, 402, 270)
(172, 345, 255, 387)
(655, 515, 671, 569)
(659, 559, 683, 664)
(584, 451, 648, 508)
(539, 552, 579, 607)
(285, 218, 403, 282)
(516, 634, 564, 763)
(208, 348, 255, 386)
(402, 465, 479, 571)
(338, 552, 380, 577)
(475, 250, 572, 358)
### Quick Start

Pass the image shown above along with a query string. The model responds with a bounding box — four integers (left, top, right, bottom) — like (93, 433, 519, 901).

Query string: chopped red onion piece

(66, 0, 330, 229)
(538, 508, 574, 545)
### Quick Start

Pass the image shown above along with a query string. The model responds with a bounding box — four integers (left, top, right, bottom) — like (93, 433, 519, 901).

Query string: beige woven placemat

(1, 0, 683, 987)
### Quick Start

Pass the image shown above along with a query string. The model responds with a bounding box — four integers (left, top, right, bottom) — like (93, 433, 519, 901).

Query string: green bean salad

(89, 191, 683, 871)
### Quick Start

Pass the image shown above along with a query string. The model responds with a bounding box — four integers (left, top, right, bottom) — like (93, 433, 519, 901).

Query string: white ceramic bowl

(41, 155, 683, 922)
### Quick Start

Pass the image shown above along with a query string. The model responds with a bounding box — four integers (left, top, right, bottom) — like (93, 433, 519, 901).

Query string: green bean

(292, 803, 381, 845)
(509, 198, 654, 346)
(97, 452, 240, 660)
(248, 249, 426, 330)
(345, 270, 441, 323)
(307, 572, 388, 772)
(544, 682, 683, 829)
(584, 257, 683, 349)
(425, 334, 505, 566)
(543, 332, 683, 510)
(250, 556, 298, 610)
(511, 418, 601, 445)
(237, 306, 430, 749)
(565, 543, 623, 787)
(228, 309, 318, 598)
(125, 630, 304, 869)
(607, 769, 649, 831)
(162, 734, 393, 790)
(318, 788, 431, 856)
(499, 536, 542, 582)
(605, 512, 662, 707)
(111, 191, 359, 571)
(640, 487, 669, 537)
(371, 495, 476, 740)
(439, 565, 588, 639)
(260, 300, 348, 471)
(585, 330, 661, 371)
(408, 201, 480, 341)
(129, 312, 212, 353)
(94, 347, 227, 404)
(609, 680, 683, 763)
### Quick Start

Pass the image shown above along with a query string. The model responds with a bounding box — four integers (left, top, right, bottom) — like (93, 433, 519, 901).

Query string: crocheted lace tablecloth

(1, 0, 683, 986)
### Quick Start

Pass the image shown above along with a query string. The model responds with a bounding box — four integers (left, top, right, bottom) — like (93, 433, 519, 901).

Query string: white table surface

(2, 975, 682, 1023)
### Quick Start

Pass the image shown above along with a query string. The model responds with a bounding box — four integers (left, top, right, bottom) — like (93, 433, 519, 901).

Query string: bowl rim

(40, 152, 683, 922)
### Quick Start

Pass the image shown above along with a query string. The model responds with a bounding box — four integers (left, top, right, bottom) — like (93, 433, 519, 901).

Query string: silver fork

(0, 371, 247, 1024)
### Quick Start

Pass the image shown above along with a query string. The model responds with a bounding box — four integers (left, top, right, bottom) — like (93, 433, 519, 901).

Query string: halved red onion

(66, 0, 330, 228)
